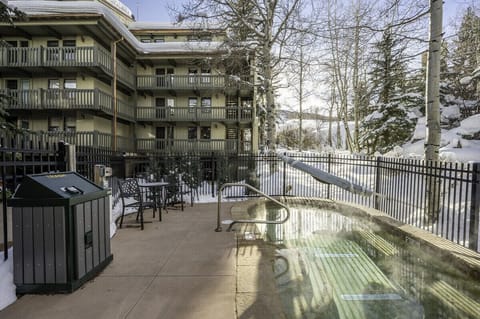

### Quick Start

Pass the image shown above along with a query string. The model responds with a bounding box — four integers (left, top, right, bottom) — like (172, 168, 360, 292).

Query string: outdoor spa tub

(233, 198, 480, 319)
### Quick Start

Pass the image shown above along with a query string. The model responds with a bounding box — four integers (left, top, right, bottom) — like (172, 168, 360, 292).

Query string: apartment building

(0, 0, 258, 155)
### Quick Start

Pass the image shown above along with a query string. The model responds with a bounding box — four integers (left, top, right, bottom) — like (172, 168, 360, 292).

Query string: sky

(120, 0, 183, 22)
(119, 0, 472, 25)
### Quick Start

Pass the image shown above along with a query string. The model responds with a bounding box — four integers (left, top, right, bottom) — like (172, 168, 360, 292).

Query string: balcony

(136, 75, 253, 94)
(136, 106, 254, 123)
(1, 89, 135, 122)
(136, 138, 251, 154)
(0, 46, 135, 89)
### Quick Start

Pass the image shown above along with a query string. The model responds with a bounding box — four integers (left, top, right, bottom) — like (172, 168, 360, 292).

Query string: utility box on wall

(8, 172, 113, 294)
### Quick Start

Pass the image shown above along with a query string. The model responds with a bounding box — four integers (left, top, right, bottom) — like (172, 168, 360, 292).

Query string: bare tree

(174, 0, 302, 153)
(282, 8, 320, 152)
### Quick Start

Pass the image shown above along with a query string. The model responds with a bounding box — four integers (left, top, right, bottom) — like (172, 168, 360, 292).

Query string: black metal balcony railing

(136, 75, 252, 91)
(136, 138, 250, 154)
(0, 46, 135, 88)
(1, 89, 135, 122)
(136, 106, 253, 122)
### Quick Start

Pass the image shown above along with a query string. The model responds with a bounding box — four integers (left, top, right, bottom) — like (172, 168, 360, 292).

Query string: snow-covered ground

(278, 113, 480, 163)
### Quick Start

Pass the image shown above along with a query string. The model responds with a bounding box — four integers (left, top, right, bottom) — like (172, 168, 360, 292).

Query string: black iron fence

(2, 143, 479, 260)
(134, 153, 479, 251)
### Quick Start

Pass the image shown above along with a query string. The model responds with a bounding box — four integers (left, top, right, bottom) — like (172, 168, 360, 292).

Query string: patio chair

(117, 178, 157, 230)
(163, 174, 190, 211)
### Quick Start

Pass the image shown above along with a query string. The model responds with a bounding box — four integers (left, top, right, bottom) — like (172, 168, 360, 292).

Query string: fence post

(469, 162, 480, 251)
(57, 141, 67, 171)
(374, 157, 382, 210)
(282, 152, 287, 196)
(327, 154, 332, 199)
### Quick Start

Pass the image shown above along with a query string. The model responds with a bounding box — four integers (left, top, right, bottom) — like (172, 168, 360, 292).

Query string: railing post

(469, 162, 480, 251)
(374, 156, 382, 210)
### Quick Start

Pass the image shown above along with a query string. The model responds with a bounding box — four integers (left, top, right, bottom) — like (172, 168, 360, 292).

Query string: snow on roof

(9, 1, 224, 55)
(128, 21, 222, 31)
(103, 0, 132, 18)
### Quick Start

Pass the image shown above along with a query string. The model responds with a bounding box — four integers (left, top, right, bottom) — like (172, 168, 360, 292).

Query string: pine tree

(360, 27, 416, 154)
(450, 7, 480, 102)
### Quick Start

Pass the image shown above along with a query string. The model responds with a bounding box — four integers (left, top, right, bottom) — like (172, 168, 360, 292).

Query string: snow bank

(0, 248, 17, 310)
(458, 114, 480, 136)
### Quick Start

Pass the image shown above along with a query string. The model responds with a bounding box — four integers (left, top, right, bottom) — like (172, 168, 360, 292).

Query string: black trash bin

(8, 172, 113, 294)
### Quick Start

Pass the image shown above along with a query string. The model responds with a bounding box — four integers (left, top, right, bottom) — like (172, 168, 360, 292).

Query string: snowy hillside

(277, 113, 480, 163)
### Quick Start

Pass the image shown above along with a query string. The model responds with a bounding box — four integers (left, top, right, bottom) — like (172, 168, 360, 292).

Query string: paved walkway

(0, 202, 238, 319)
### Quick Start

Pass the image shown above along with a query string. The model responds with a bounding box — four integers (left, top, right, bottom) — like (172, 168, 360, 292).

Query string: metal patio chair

(117, 178, 157, 230)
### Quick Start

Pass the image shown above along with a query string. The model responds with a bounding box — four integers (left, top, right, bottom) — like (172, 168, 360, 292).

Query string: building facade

(0, 0, 258, 155)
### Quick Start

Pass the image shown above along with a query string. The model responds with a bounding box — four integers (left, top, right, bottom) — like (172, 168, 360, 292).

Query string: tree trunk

(425, 0, 442, 161)
(425, 0, 443, 224)
(298, 46, 304, 152)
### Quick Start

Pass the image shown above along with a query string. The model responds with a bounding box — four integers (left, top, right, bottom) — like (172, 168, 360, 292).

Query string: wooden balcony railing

(136, 106, 254, 122)
(136, 138, 245, 154)
(136, 75, 253, 91)
(7, 131, 135, 152)
(0, 46, 135, 88)
(1, 89, 135, 122)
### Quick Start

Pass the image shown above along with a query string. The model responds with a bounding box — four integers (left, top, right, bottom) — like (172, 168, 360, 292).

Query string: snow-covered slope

(277, 114, 480, 162)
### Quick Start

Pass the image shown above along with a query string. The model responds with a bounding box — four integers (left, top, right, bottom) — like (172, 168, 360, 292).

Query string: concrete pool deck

(0, 202, 245, 319)
(2, 197, 478, 318)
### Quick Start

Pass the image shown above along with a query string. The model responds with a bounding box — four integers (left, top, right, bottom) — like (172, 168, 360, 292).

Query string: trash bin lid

(12, 172, 104, 199)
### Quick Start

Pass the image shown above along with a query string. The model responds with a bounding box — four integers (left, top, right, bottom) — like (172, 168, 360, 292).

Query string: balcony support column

(111, 37, 123, 152)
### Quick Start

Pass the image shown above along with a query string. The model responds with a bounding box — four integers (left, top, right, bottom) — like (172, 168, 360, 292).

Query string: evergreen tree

(360, 27, 416, 154)
(450, 7, 480, 102)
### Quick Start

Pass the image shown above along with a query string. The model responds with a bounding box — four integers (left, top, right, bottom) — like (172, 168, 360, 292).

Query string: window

(48, 117, 60, 132)
(6, 79, 17, 90)
(48, 79, 60, 89)
(47, 79, 60, 99)
(155, 97, 166, 107)
(188, 97, 197, 112)
(188, 68, 198, 84)
(46, 40, 59, 61)
(226, 128, 238, 139)
(6, 41, 17, 64)
(155, 98, 166, 118)
(19, 41, 28, 63)
(141, 36, 164, 43)
(156, 68, 174, 87)
(63, 40, 76, 61)
(187, 35, 199, 42)
(188, 127, 197, 140)
(20, 120, 29, 130)
(167, 98, 175, 116)
(64, 79, 76, 99)
(156, 127, 166, 139)
(156, 127, 166, 149)
(201, 97, 211, 112)
(200, 127, 211, 139)
(65, 117, 76, 132)
(201, 68, 211, 83)
(200, 35, 212, 42)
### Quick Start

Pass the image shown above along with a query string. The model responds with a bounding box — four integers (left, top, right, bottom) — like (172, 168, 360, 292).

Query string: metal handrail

(215, 183, 290, 232)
